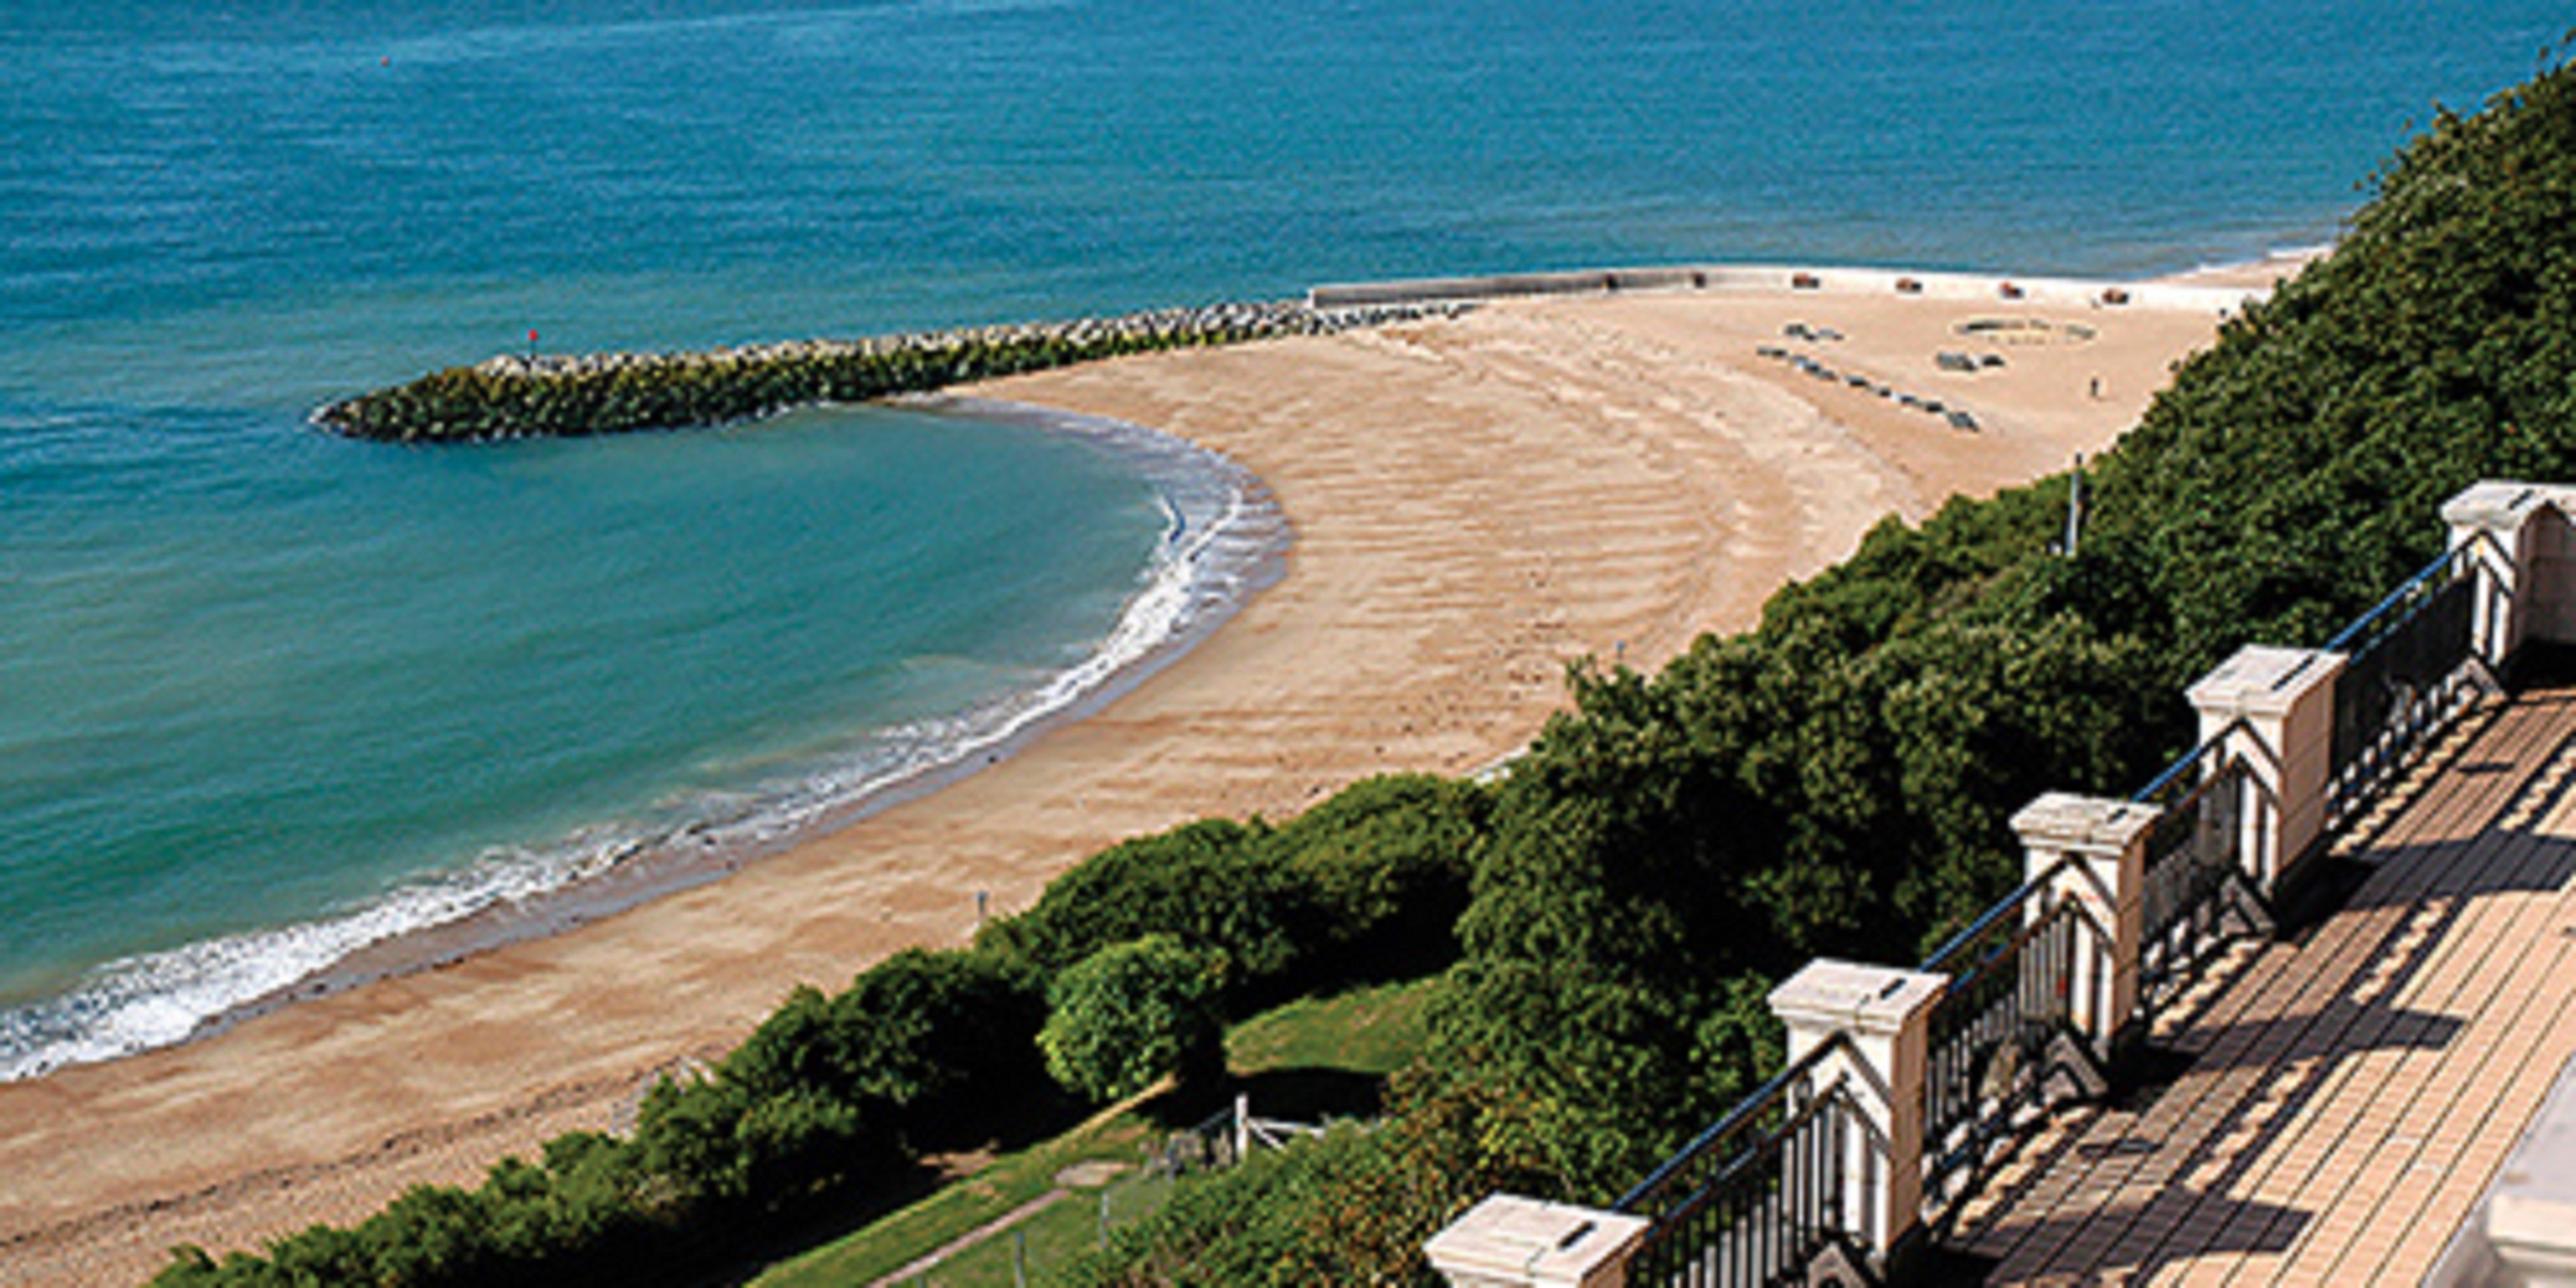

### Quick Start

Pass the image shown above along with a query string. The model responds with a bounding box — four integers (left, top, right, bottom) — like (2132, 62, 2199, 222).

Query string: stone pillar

(2011, 792, 2156, 1059)
(1423, 1195, 1651, 1288)
(1768, 959, 1947, 1271)
(2443, 481, 2541, 665)
(2186, 645, 2343, 894)
(2443, 480, 2576, 661)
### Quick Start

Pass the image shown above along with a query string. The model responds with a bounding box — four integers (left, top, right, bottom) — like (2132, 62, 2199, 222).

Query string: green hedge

(975, 773, 1487, 1008)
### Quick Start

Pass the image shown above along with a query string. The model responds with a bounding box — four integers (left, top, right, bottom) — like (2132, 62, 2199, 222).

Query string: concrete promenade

(1958, 684, 2576, 1286)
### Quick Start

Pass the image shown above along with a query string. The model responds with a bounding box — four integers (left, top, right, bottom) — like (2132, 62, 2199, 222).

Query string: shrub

(1038, 935, 1226, 1102)
(977, 775, 1489, 1011)
(977, 819, 1287, 981)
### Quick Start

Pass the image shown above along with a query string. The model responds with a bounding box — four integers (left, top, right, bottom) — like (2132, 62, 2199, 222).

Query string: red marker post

(527, 329, 539, 360)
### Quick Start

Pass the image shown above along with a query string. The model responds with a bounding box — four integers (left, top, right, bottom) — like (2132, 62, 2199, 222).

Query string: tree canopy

(1039, 934, 1227, 1102)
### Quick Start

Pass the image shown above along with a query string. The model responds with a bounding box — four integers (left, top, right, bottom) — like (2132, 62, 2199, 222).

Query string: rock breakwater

(315, 300, 1465, 443)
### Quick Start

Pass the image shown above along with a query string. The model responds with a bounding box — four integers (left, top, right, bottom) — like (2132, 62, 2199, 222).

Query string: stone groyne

(314, 299, 1463, 443)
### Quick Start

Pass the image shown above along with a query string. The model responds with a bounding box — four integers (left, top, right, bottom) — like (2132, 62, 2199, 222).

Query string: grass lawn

(902, 1167, 1176, 1287)
(1223, 976, 1435, 1078)
(747, 1105, 1157, 1288)
(748, 975, 1439, 1287)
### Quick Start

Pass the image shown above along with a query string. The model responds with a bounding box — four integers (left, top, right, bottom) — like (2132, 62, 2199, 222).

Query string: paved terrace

(1957, 683, 2576, 1286)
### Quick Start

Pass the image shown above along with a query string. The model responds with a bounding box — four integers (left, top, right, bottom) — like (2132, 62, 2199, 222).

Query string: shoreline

(0, 400, 1289, 1083)
(0, 253, 2312, 1285)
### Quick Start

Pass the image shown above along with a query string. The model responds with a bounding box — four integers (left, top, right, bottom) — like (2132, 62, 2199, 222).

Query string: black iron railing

(2324, 538, 2506, 827)
(2133, 723, 2276, 1021)
(1614, 1033, 1873, 1286)
(1916, 862, 2107, 1228)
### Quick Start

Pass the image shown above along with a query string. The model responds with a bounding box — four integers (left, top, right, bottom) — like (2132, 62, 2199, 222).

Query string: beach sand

(0, 261, 2301, 1284)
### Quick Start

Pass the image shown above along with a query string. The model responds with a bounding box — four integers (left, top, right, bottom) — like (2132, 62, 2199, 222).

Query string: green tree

(1039, 935, 1225, 1102)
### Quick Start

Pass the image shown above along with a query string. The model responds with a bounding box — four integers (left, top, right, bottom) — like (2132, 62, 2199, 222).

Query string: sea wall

(1308, 264, 2266, 314)
(315, 299, 1462, 443)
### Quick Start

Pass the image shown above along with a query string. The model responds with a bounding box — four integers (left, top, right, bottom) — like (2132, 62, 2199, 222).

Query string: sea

(1, 0, 2565, 1080)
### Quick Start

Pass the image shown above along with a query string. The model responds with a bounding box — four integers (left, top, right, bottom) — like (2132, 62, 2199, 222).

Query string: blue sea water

(0, 0, 2566, 1077)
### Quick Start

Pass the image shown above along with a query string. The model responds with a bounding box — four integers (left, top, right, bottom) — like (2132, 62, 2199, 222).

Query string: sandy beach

(0, 258, 2306, 1284)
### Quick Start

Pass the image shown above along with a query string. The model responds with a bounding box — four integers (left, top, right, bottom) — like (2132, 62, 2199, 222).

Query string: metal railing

(2324, 537, 2508, 828)
(1614, 1033, 1875, 1286)
(2133, 722, 2278, 1022)
(1916, 860, 2108, 1230)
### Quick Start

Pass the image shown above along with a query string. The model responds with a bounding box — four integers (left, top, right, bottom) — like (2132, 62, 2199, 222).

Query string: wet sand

(0, 258, 2305, 1284)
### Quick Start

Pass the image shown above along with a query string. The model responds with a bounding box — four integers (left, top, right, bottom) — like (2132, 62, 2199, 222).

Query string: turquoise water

(1, 0, 2567, 1076)
(0, 403, 1265, 1074)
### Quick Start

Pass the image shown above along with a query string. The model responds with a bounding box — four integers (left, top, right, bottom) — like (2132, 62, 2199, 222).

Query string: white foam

(0, 404, 1284, 1082)
(0, 840, 605, 1080)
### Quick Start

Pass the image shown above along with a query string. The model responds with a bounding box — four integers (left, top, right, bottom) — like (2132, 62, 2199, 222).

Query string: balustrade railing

(2324, 537, 2507, 828)
(1915, 861, 2107, 1230)
(1614, 1033, 1873, 1287)
(2133, 724, 2275, 1022)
